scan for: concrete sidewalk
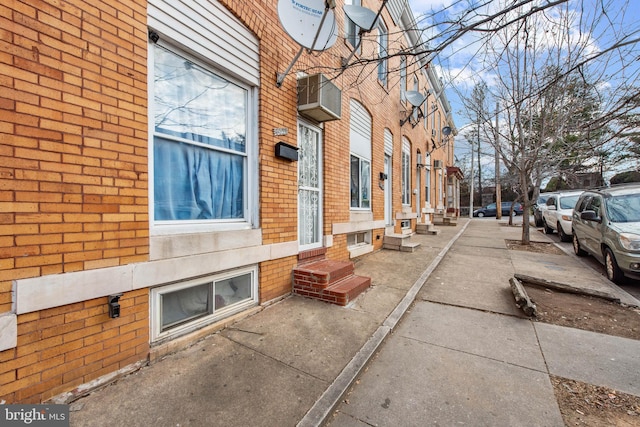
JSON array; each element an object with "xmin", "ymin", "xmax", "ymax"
[
  {"xmin": 69, "ymin": 222, "xmax": 464, "ymax": 427},
  {"xmin": 69, "ymin": 219, "xmax": 640, "ymax": 427},
  {"xmin": 328, "ymin": 219, "xmax": 640, "ymax": 426}
]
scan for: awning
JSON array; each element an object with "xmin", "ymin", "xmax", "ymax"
[{"xmin": 446, "ymin": 166, "xmax": 464, "ymax": 180}]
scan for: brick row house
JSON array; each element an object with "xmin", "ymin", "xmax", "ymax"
[{"xmin": 0, "ymin": 0, "xmax": 459, "ymax": 403}]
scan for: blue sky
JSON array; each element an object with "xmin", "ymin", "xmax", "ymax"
[{"xmin": 406, "ymin": 0, "xmax": 640, "ymax": 176}]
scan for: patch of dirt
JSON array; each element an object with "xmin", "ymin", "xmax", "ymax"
[
  {"xmin": 505, "ymin": 239, "xmax": 566, "ymax": 255},
  {"xmin": 526, "ymin": 286, "xmax": 640, "ymax": 340},
  {"xmin": 551, "ymin": 377, "xmax": 640, "ymax": 427},
  {"xmin": 506, "ymin": 239, "xmax": 640, "ymax": 426}
]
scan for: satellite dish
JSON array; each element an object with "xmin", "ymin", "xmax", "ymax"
[
  {"xmin": 343, "ymin": 4, "xmax": 378, "ymax": 32},
  {"xmin": 278, "ymin": 0, "xmax": 338, "ymax": 51},
  {"xmin": 405, "ymin": 91, "xmax": 426, "ymax": 107},
  {"xmin": 442, "ymin": 126, "xmax": 452, "ymax": 136}
]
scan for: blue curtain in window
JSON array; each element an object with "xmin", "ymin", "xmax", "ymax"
[{"xmin": 154, "ymin": 135, "xmax": 243, "ymax": 220}]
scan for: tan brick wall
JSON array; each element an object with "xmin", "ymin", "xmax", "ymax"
[
  {"xmin": 0, "ymin": 289, "xmax": 149, "ymax": 403},
  {"xmin": 0, "ymin": 0, "xmax": 149, "ymax": 310},
  {"xmin": 0, "ymin": 0, "xmax": 149, "ymax": 403},
  {"xmin": 259, "ymin": 256, "xmax": 298, "ymax": 303}
]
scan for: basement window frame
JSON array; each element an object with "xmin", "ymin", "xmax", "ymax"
[
  {"xmin": 150, "ymin": 265, "xmax": 258, "ymax": 343},
  {"xmin": 347, "ymin": 230, "xmax": 371, "ymax": 248}
]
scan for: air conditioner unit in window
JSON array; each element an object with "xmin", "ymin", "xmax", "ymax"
[
  {"xmin": 297, "ymin": 74, "xmax": 342, "ymax": 122},
  {"xmin": 433, "ymin": 160, "xmax": 443, "ymax": 169}
]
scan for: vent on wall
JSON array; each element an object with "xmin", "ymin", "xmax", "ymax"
[
  {"xmin": 433, "ymin": 160, "xmax": 443, "ymax": 169},
  {"xmin": 297, "ymin": 74, "xmax": 342, "ymax": 122}
]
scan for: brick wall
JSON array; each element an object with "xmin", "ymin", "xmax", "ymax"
[
  {"xmin": 0, "ymin": 0, "xmax": 149, "ymax": 403},
  {"xmin": 0, "ymin": 289, "xmax": 149, "ymax": 403},
  {"xmin": 259, "ymin": 256, "xmax": 298, "ymax": 303},
  {"xmin": 0, "ymin": 0, "xmax": 454, "ymax": 403}
]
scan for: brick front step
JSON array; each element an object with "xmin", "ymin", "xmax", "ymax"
[
  {"xmin": 294, "ymin": 275, "xmax": 371, "ymax": 306},
  {"xmin": 292, "ymin": 259, "xmax": 371, "ymax": 306},
  {"xmin": 292, "ymin": 260, "xmax": 354, "ymax": 289}
]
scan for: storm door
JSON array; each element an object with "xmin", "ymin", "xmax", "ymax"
[
  {"xmin": 298, "ymin": 122, "xmax": 323, "ymax": 250},
  {"xmin": 384, "ymin": 154, "xmax": 392, "ymax": 225}
]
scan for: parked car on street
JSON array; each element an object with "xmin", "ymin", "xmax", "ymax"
[
  {"xmin": 473, "ymin": 201, "xmax": 523, "ymax": 217},
  {"xmin": 572, "ymin": 184, "xmax": 640, "ymax": 284},
  {"xmin": 533, "ymin": 192, "xmax": 554, "ymax": 227},
  {"xmin": 542, "ymin": 190, "xmax": 583, "ymax": 241}
]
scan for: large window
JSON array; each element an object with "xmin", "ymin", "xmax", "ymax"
[
  {"xmin": 350, "ymin": 100, "xmax": 372, "ymax": 211},
  {"xmin": 402, "ymin": 140, "xmax": 411, "ymax": 205},
  {"xmin": 151, "ymin": 266, "xmax": 258, "ymax": 341},
  {"xmin": 377, "ymin": 20, "xmax": 388, "ymax": 87},
  {"xmin": 350, "ymin": 155, "xmax": 371, "ymax": 209},
  {"xmin": 152, "ymin": 44, "xmax": 253, "ymax": 226}
]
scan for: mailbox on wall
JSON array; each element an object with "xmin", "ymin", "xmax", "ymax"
[{"xmin": 275, "ymin": 142, "xmax": 299, "ymax": 161}]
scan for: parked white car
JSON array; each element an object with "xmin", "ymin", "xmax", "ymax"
[{"xmin": 542, "ymin": 190, "xmax": 583, "ymax": 241}]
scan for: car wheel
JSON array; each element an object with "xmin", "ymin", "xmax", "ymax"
[
  {"xmin": 572, "ymin": 233, "xmax": 587, "ymax": 257},
  {"xmin": 558, "ymin": 223, "xmax": 571, "ymax": 242},
  {"xmin": 477, "ymin": 212, "xmax": 484, "ymax": 218},
  {"xmin": 543, "ymin": 220, "xmax": 553, "ymax": 235},
  {"xmin": 604, "ymin": 248, "xmax": 624, "ymax": 284}
]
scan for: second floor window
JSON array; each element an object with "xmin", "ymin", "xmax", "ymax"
[{"xmin": 377, "ymin": 20, "xmax": 388, "ymax": 86}]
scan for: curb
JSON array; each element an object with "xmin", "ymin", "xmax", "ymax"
[{"xmin": 297, "ymin": 221, "xmax": 471, "ymax": 427}]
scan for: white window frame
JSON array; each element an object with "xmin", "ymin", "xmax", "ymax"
[
  {"xmin": 150, "ymin": 265, "xmax": 258, "ymax": 343},
  {"xmin": 402, "ymin": 139, "xmax": 411, "ymax": 206},
  {"xmin": 350, "ymin": 100, "xmax": 371, "ymax": 211},
  {"xmin": 437, "ymin": 169, "xmax": 444, "ymax": 209},
  {"xmin": 425, "ymin": 154, "xmax": 431, "ymax": 205},
  {"xmin": 377, "ymin": 19, "xmax": 388, "ymax": 87},
  {"xmin": 400, "ymin": 56, "xmax": 406, "ymax": 102},
  {"xmin": 350, "ymin": 154, "xmax": 371, "ymax": 210},
  {"xmin": 347, "ymin": 230, "xmax": 371, "ymax": 248},
  {"xmin": 431, "ymin": 102, "xmax": 436, "ymax": 132},
  {"xmin": 148, "ymin": 41, "xmax": 259, "ymax": 237}
]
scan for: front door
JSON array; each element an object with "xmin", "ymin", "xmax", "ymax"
[
  {"xmin": 298, "ymin": 122, "xmax": 323, "ymax": 250},
  {"xmin": 384, "ymin": 154, "xmax": 392, "ymax": 226},
  {"xmin": 416, "ymin": 163, "xmax": 421, "ymax": 223}
]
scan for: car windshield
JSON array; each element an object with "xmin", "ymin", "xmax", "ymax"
[
  {"xmin": 559, "ymin": 195, "xmax": 580, "ymax": 209},
  {"xmin": 606, "ymin": 193, "xmax": 640, "ymax": 223}
]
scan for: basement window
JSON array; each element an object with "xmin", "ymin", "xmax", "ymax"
[
  {"xmin": 151, "ymin": 266, "xmax": 258, "ymax": 342},
  {"xmin": 347, "ymin": 231, "xmax": 371, "ymax": 247}
]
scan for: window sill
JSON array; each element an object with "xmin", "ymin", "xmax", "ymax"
[
  {"xmin": 150, "ymin": 228, "xmax": 262, "ymax": 260},
  {"xmin": 150, "ymin": 221, "xmax": 252, "ymax": 236},
  {"xmin": 348, "ymin": 243, "xmax": 373, "ymax": 258}
]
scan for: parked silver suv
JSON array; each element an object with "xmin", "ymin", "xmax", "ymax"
[{"xmin": 572, "ymin": 184, "xmax": 640, "ymax": 284}]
